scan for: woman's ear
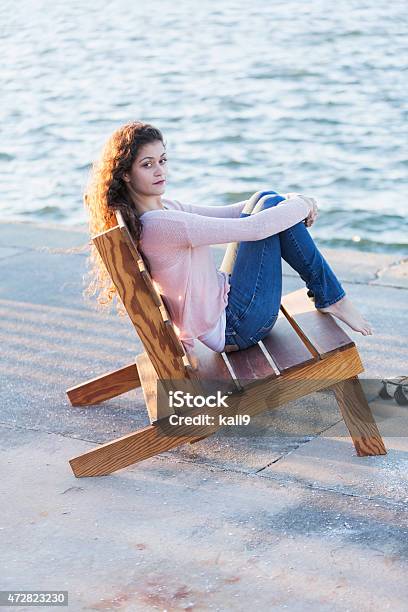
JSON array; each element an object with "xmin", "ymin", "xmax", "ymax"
[{"xmin": 123, "ymin": 173, "xmax": 130, "ymax": 183}]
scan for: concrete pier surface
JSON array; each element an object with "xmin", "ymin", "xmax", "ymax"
[{"xmin": 1, "ymin": 220, "xmax": 407, "ymax": 612}]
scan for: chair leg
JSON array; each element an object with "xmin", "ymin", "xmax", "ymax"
[
  {"xmin": 331, "ymin": 376, "xmax": 387, "ymax": 456},
  {"xmin": 66, "ymin": 363, "xmax": 141, "ymax": 406},
  {"xmin": 69, "ymin": 420, "xmax": 220, "ymax": 477}
]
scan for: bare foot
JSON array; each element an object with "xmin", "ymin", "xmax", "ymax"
[{"xmin": 317, "ymin": 296, "xmax": 373, "ymax": 336}]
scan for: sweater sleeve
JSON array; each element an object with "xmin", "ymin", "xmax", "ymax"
[
  {"xmin": 175, "ymin": 199, "xmax": 248, "ymax": 218},
  {"xmin": 141, "ymin": 195, "xmax": 311, "ymax": 249}
]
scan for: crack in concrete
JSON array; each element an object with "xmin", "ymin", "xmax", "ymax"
[
  {"xmin": 36, "ymin": 244, "xmax": 91, "ymax": 255},
  {"xmin": 370, "ymin": 256, "xmax": 408, "ymax": 284},
  {"xmin": 0, "ymin": 420, "xmax": 105, "ymax": 446},
  {"xmin": 155, "ymin": 452, "xmax": 408, "ymax": 511},
  {"xmin": 277, "ymin": 265, "xmax": 408, "ymax": 290},
  {"xmin": 0, "ymin": 243, "xmax": 90, "ymax": 256},
  {"xmin": 1, "ymin": 419, "xmax": 405, "ymax": 511},
  {"xmin": 255, "ymin": 417, "xmax": 345, "ymax": 472},
  {"xmin": 0, "ymin": 247, "xmax": 30, "ymax": 261},
  {"xmin": 256, "ymin": 470, "xmax": 408, "ymax": 511},
  {"xmin": 340, "ymin": 278, "xmax": 407, "ymax": 290}
]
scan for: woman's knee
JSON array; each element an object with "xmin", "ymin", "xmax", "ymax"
[
  {"xmin": 253, "ymin": 192, "xmax": 285, "ymax": 213},
  {"xmin": 241, "ymin": 190, "xmax": 284, "ymax": 217}
]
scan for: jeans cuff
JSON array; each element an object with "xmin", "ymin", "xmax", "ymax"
[{"xmin": 314, "ymin": 290, "xmax": 346, "ymax": 309}]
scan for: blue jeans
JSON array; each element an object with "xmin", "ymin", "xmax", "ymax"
[{"xmin": 224, "ymin": 190, "xmax": 346, "ymax": 351}]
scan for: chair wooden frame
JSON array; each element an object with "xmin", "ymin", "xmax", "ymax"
[{"xmin": 66, "ymin": 211, "xmax": 386, "ymax": 477}]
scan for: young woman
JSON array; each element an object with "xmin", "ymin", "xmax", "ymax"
[{"xmin": 84, "ymin": 121, "xmax": 372, "ymax": 355}]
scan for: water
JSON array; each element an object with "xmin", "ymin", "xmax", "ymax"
[{"xmin": 1, "ymin": 0, "xmax": 407, "ymax": 254}]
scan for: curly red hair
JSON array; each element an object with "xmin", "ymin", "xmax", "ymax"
[{"xmin": 83, "ymin": 121, "xmax": 165, "ymax": 314}]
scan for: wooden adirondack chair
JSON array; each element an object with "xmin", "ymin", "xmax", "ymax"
[{"xmin": 66, "ymin": 211, "xmax": 386, "ymax": 477}]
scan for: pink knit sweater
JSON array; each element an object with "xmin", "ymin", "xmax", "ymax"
[{"xmin": 138, "ymin": 195, "xmax": 311, "ymax": 353}]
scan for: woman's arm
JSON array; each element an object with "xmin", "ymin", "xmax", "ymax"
[
  {"xmin": 142, "ymin": 195, "xmax": 313, "ymax": 249},
  {"xmin": 175, "ymin": 199, "xmax": 248, "ymax": 218}
]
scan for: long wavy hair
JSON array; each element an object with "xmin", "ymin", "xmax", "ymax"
[{"xmin": 83, "ymin": 121, "xmax": 165, "ymax": 315}]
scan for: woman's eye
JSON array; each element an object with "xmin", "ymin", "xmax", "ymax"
[{"xmin": 143, "ymin": 158, "xmax": 167, "ymax": 168}]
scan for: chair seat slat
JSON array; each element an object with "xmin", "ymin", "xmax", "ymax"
[
  {"xmin": 224, "ymin": 343, "xmax": 277, "ymax": 388},
  {"xmin": 280, "ymin": 288, "xmax": 354, "ymax": 359},
  {"xmin": 261, "ymin": 312, "xmax": 317, "ymax": 373}
]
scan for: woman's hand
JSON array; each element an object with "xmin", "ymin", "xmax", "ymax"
[
  {"xmin": 284, "ymin": 192, "xmax": 318, "ymax": 227},
  {"xmin": 304, "ymin": 197, "xmax": 318, "ymax": 227}
]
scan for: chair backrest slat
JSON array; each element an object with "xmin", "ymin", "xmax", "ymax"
[{"xmin": 91, "ymin": 211, "xmax": 195, "ymax": 382}]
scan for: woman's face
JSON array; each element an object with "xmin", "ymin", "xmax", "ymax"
[{"xmin": 123, "ymin": 140, "xmax": 167, "ymax": 197}]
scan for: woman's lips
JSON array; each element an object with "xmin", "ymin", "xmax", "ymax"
[{"xmin": 154, "ymin": 180, "xmax": 165, "ymax": 185}]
